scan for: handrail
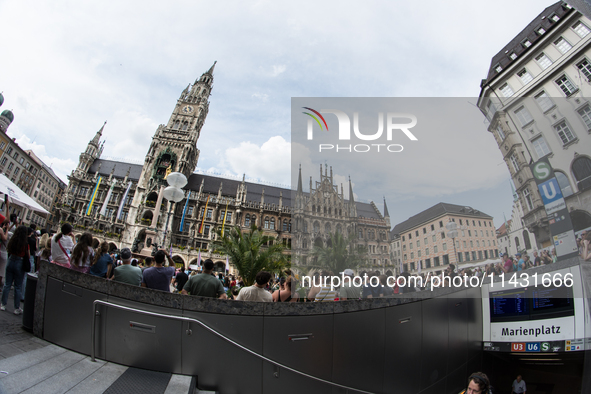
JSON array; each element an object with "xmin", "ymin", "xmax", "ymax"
[{"xmin": 91, "ymin": 299, "xmax": 375, "ymax": 394}]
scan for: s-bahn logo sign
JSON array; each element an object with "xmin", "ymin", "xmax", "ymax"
[{"xmin": 302, "ymin": 107, "xmax": 418, "ymax": 153}]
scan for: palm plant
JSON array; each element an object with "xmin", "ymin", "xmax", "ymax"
[
  {"xmin": 212, "ymin": 224, "xmax": 290, "ymax": 286},
  {"xmin": 310, "ymin": 231, "xmax": 366, "ymax": 274}
]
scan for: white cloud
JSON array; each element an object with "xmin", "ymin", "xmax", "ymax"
[
  {"xmin": 14, "ymin": 135, "xmax": 75, "ymax": 183},
  {"xmin": 218, "ymin": 136, "xmax": 290, "ymax": 185},
  {"xmin": 271, "ymin": 65, "xmax": 286, "ymax": 77},
  {"xmin": 251, "ymin": 93, "xmax": 269, "ymax": 102}
]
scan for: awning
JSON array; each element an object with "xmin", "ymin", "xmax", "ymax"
[{"xmin": 0, "ymin": 174, "xmax": 49, "ymax": 215}]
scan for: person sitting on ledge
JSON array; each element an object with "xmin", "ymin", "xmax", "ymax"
[
  {"xmin": 141, "ymin": 250, "xmax": 175, "ymax": 292},
  {"xmin": 112, "ymin": 248, "xmax": 142, "ymax": 286},
  {"xmin": 237, "ymin": 271, "xmax": 273, "ymax": 302},
  {"xmin": 181, "ymin": 259, "xmax": 227, "ymax": 299}
]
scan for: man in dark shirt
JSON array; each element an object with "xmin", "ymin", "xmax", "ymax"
[
  {"xmin": 173, "ymin": 269, "xmax": 189, "ymax": 293},
  {"xmin": 182, "ymin": 259, "xmax": 227, "ymax": 299},
  {"xmin": 141, "ymin": 250, "xmax": 176, "ymax": 292}
]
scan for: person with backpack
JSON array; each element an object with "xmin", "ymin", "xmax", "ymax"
[{"xmin": 51, "ymin": 223, "xmax": 75, "ymax": 268}]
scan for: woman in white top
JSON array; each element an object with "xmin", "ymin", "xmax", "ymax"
[
  {"xmin": 70, "ymin": 232, "xmax": 94, "ymax": 273},
  {"xmin": 51, "ymin": 223, "xmax": 75, "ymax": 268}
]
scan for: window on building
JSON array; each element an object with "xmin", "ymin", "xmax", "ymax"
[
  {"xmin": 486, "ymin": 100, "xmax": 497, "ymax": 121},
  {"xmin": 522, "ymin": 39, "xmax": 532, "ymax": 48},
  {"xmin": 14, "ymin": 168, "xmax": 19, "ymax": 176},
  {"xmin": 417, "ymin": 240, "xmax": 420, "ymax": 247},
  {"xmin": 554, "ymin": 37, "xmax": 572, "ymax": 54},
  {"xmin": 443, "ymin": 243, "xmax": 447, "ymax": 251},
  {"xmin": 439, "ymin": 221, "xmax": 443, "ymax": 228},
  {"xmin": 472, "ymin": 251, "xmax": 477, "ymax": 261},
  {"xmin": 457, "ymin": 253, "xmax": 463, "ymax": 263},
  {"xmin": 535, "ymin": 52, "xmax": 553, "ymax": 70},
  {"xmin": 0, "ymin": 158, "xmax": 6, "ymax": 166},
  {"xmin": 577, "ymin": 59, "xmax": 591, "ymax": 81},
  {"xmin": 465, "ymin": 252, "xmax": 470, "ymax": 262},
  {"xmin": 514, "ymin": 106, "xmax": 533, "ymax": 126},
  {"xmin": 494, "ymin": 64, "xmax": 502, "ymax": 73},
  {"xmin": 577, "ymin": 104, "xmax": 591, "ymax": 129},
  {"xmin": 572, "ymin": 21, "xmax": 591, "ymax": 38},
  {"xmin": 418, "ymin": 250, "xmax": 421, "ymax": 257},
  {"xmin": 7, "ymin": 162, "xmax": 13, "ymax": 170},
  {"xmin": 425, "ymin": 248, "xmax": 429, "ymax": 255},
  {"xmin": 432, "ymin": 235, "xmax": 436, "ymax": 242},
  {"xmin": 515, "ymin": 69, "xmax": 532, "ymax": 86},
  {"xmin": 424, "ymin": 237, "xmax": 428, "ymax": 245},
  {"xmin": 434, "ymin": 257, "xmax": 440, "ymax": 267},
  {"xmin": 523, "ymin": 187, "xmax": 534, "ymax": 210},
  {"xmin": 536, "ymin": 27, "xmax": 546, "ymax": 35},
  {"xmin": 425, "ymin": 258, "xmax": 431, "ymax": 268},
  {"xmin": 510, "ymin": 153, "xmax": 520, "ymax": 173},
  {"xmin": 496, "ymin": 125, "xmax": 506, "ymax": 141},
  {"xmin": 434, "ymin": 245, "xmax": 438, "ymax": 253},
  {"xmin": 206, "ymin": 208, "xmax": 212, "ymax": 219},
  {"xmin": 430, "ymin": 224, "xmax": 434, "ymax": 231},
  {"xmin": 478, "ymin": 251, "xmax": 483, "ymax": 260},
  {"xmin": 499, "ymin": 83, "xmax": 514, "ymax": 97},
  {"xmin": 555, "ymin": 75, "xmax": 577, "ymax": 96},
  {"xmin": 410, "ymin": 252, "xmax": 414, "ymax": 259},
  {"xmin": 554, "ymin": 120, "xmax": 576, "ymax": 145},
  {"xmin": 270, "ymin": 218, "xmax": 275, "ymax": 230},
  {"xmin": 204, "ymin": 225, "xmax": 210, "ymax": 237},
  {"xmin": 572, "ymin": 156, "xmax": 591, "ymax": 191},
  {"xmin": 535, "ymin": 91, "xmax": 554, "ymax": 112},
  {"xmin": 532, "ymin": 135, "xmax": 551, "ymax": 159}
]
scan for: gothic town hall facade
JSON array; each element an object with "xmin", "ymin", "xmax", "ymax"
[{"xmin": 54, "ymin": 63, "xmax": 391, "ymax": 273}]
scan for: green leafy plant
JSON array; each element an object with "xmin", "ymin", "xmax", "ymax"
[
  {"xmin": 310, "ymin": 231, "xmax": 367, "ymax": 274},
  {"xmin": 212, "ymin": 224, "xmax": 289, "ymax": 287}
]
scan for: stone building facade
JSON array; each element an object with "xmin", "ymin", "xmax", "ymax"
[
  {"xmin": 292, "ymin": 164, "xmax": 391, "ymax": 274},
  {"xmin": 54, "ymin": 63, "xmax": 391, "ymax": 270},
  {"xmin": 0, "ymin": 93, "xmax": 66, "ymax": 229},
  {"xmin": 477, "ymin": 2, "xmax": 591, "ymax": 249},
  {"xmin": 392, "ymin": 203, "xmax": 498, "ymax": 276}
]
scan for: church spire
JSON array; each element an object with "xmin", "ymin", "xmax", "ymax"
[
  {"xmin": 92, "ymin": 121, "xmax": 106, "ymax": 146},
  {"xmin": 383, "ymin": 197, "xmax": 390, "ymax": 218},
  {"xmin": 297, "ymin": 164, "xmax": 303, "ymax": 193}
]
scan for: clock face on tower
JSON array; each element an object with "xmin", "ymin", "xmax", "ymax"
[{"xmin": 182, "ymin": 105, "xmax": 194, "ymax": 114}]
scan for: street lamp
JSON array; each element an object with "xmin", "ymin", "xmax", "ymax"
[
  {"xmin": 446, "ymin": 221, "xmax": 459, "ymax": 272},
  {"xmin": 161, "ymin": 172, "xmax": 187, "ymax": 248}
]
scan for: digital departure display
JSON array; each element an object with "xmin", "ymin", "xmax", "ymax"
[{"xmin": 489, "ymin": 285, "xmax": 574, "ymax": 322}]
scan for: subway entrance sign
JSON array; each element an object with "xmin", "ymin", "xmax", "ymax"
[{"xmin": 529, "ymin": 158, "xmax": 578, "ymax": 260}]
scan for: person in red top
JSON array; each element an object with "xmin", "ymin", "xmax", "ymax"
[{"xmin": 1, "ymin": 225, "xmax": 30, "ymax": 314}]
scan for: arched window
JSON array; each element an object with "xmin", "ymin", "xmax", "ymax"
[
  {"xmin": 264, "ymin": 217, "xmax": 269, "ymax": 229},
  {"xmin": 325, "ymin": 222, "xmax": 331, "ymax": 233},
  {"xmin": 245, "ymin": 214, "xmax": 250, "ymax": 227},
  {"xmin": 523, "ymin": 230, "xmax": 532, "ymax": 250},
  {"xmin": 172, "ymin": 120, "xmax": 180, "ymax": 130},
  {"xmin": 283, "ymin": 219, "xmax": 288, "ymax": 232},
  {"xmin": 555, "ymin": 171, "xmax": 573, "ymax": 197},
  {"xmin": 288, "ymin": 221, "xmax": 291, "ymax": 232},
  {"xmin": 270, "ymin": 218, "xmax": 275, "ymax": 230},
  {"xmin": 251, "ymin": 215, "xmax": 256, "ymax": 227},
  {"xmin": 313, "ymin": 221, "xmax": 320, "ymax": 233},
  {"xmin": 572, "ymin": 156, "xmax": 591, "ymax": 191},
  {"xmin": 303, "ymin": 221, "xmax": 308, "ymax": 232},
  {"xmin": 181, "ymin": 122, "xmax": 188, "ymax": 131},
  {"xmin": 303, "ymin": 239, "xmax": 308, "ymax": 249},
  {"xmin": 515, "ymin": 237, "xmax": 520, "ymax": 249}
]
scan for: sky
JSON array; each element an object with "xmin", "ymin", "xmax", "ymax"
[{"xmin": 0, "ymin": 0, "xmax": 555, "ymax": 228}]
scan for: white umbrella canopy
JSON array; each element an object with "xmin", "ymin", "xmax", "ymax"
[{"xmin": 0, "ymin": 174, "xmax": 49, "ymax": 215}]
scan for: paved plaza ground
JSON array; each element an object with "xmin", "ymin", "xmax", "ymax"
[{"xmin": 0, "ymin": 288, "xmax": 211, "ymax": 394}]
